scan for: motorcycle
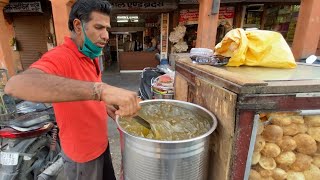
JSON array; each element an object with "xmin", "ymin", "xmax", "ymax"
[
  {"xmin": 138, "ymin": 67, "xmax": 164, "ymax": 100},
  {"xmin": 138, "ymin": 53, "xmax": 176, "ymax": 100},
  {"xmin": 0, "ymin": 97, "xmax": 63, "ymax": 180},
  {"xmin": 138, "ymin": 66, "xmax": 175, "ymax": 100}
]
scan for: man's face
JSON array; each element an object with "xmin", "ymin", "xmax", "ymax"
[{"xmin": 79, "ymin": 11, "xmax": 111, "ymax": 48}]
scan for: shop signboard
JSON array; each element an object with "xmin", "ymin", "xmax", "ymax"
[
  {"xmin": 179, "ymin": 9, "xmax": 199, "ymax": 25},
  {"xmin": 160, "ymin": 13, "xmax": 169, "ymax": 60},
  {"xmin": 4, "ymin": 2, "xmax": 42, "ymax": 13},
  {"xmin": 111, "ymin": 2, "xmax": 177, "ymax": 11},
  {"xmin": 219, "ymin": 6, "xmax": 235, "ymax": 26},
  {"xmin": 179, "ymin": 7, "xmax": 235, "ymax": 25}
]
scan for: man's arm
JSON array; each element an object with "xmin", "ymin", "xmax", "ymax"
[
  {"xmin": 5, "ymin": 68, "xmax": 95, "ymax": 102},
  {"xmin": 5, "ymin": 68, "xmax": 141, "ymax": 116}
]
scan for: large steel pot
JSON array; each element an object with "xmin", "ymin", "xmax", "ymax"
[{"xmin": 116, "ymin": 99, "xmax": 218, "ymax": 180}]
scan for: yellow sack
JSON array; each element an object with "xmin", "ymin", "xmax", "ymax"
[{"xmin": 215, "ymin": 28, "xmax": 297, "ymax": 68}]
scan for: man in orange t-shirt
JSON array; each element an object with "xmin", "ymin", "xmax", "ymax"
[{"xmin": 4, "ymin": 0, "xmax": 141, "ymax": 179}]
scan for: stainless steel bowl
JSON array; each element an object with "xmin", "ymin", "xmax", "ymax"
[{"xmin": 116, "ymin": 99, "xmax": 218, "ymax": 180}]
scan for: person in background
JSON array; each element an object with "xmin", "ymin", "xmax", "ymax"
[
  {"xmin": 151, "ymin": 35, "xmax": 158, "ymax": 49},
  {"xmin": 4, "ymin": 0, "xmax": 141, "ymax": 179},
  {"xmin": 103, "ymin": 42, "xmax": 112, "ymax": 67},
  {"xmin": 143, "ymin": 41, "xmax": 150, "ymax": 51},
  {"xmin": 124, "ymin": 38, "xmax": 132, "ymax": 52},
  {"xmin": 145, "ymin": 41, "xmax": 155, "ymax": 52}
]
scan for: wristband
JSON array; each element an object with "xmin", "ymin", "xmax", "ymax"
[{"xmin": 93, "ymin": 82, "xmax": 104, "ymax": 101}]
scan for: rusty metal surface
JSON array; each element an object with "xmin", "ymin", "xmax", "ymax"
[
  {"xmin": 243, "ymin": 115, "xmax": 260, "ymax": 180},
  {"xmin": 175, "ymin": 57, "xmax": 267, "ymax": 86},
  {"xmin": 231, "ymin": 110, "xmax": 255, "ymax": 180},
  {"xmin": 176, "ymin": 63, "xmax": 320, "ymax": 95},
  {"xmin": 175, "ymin": 59, "xmax": 320, "ymax": 180},
  {"xmin": 222, "ymin": 63, "xmax": 320, "ymax": 81},
  {"xmin": 175, "ymin": 55, "xmax": 320, "ymax": 180},
  {"xmin": 221, "ymin": 63, "xmax": 320, "ymax": 81},
  {"xmin": 238, "ymin": 94, "xmax": 320, "ymax": 110},
  {"xmin": 176, "ymin": 57, "xmax": 320, "ymax": 94},
  {"xmin": 175, "ymin": 63, "xmax": 244, "ymax": 94}
]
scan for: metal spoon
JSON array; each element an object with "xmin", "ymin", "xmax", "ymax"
[
  {"xmin": 131, "ymin": 115, "xmax": 151, "ymax": 130},
  {"xmin": 113, "ymin": 105, "xmax": 151, "ymax": 129}
]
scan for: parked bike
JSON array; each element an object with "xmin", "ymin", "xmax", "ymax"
[
  {"xmin": 0, "ymin": 98, "xmax": 63, "ymax": 180},
  {"xmin": 138, "ymin": 64, "xmax": 175, "ymax": 100},
  {"xmin": 138, "ymin": 67, "xmax": 165, "ymax": 100}
]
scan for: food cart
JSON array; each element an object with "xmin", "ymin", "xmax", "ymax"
[{"xmin": 174, "ymin": 54, "xmax": 320, "ymax": 180}]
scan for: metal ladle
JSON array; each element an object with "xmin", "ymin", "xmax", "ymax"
[{"xmin": 113, "ymin": 105, "xmax": 151, "ymax": 130}]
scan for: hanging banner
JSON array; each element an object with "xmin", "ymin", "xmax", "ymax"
[
  {"xmin": 4, "ymin": 2, "xmax": 42, "ymax": 13},
  {"xmin": 218, "ymin": 7, "xmax": 235, "ymax": 26},
  {"xmin": 179, "ymin": 7, "xmax": 235, "ymax": 25},
  {"xmin": 219, "ymin": 7, "xmax": 235, "ymax": 19},
  {"xmin": 111, "ymin": 2, "xmax": 177, "ymax": 11},
  {"xmin": 179, "ymin": 9, "xmax": 199, "ymax": 25},
  {"xmin": 160, "ymin": 13, "xmax": 169, "ymax": 60}
]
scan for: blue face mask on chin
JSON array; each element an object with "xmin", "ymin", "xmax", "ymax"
[{"xmin": 79, "ymin": 23, "xmax": 102, "ymax": 59}]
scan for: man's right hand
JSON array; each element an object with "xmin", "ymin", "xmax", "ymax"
[{"xmin": 100, "ymin": 84, "xmax": 141, "ymax": 117}]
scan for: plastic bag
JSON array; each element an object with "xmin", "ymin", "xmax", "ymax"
[{"xmin": 215, "ymin": 28, "xmax": 297, "ymax": 68}]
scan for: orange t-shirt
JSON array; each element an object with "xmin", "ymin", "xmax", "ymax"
[{"xmin": 30, "ymin": 37, "xmax": 107, "ymax": 163}]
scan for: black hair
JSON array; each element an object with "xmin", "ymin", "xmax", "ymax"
[{"xmin": 68, "ymin": 0, "xmax": 112, "ymax": 31}]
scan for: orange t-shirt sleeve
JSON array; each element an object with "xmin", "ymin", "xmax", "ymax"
[{"xmin": 30, "ymin": 49, "xmax": 70, "ymax": 77}]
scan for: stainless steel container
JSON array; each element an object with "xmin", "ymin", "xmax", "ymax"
[{"xmin": 116, "ymin": 99, "xmax": 218, "ymax": 180}]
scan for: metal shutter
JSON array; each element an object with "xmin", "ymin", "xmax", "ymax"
[{"xmin": 13, "ymin": 15, "xmax": 48, "ymax": 70}]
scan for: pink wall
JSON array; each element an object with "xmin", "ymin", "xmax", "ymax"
[
  {"xmin": 292, "ymin": 0, "xmax": 320, "ymax": 59},
  {"xmin": 51, "ymin": 0, "xmax": 75, "ymax": 45},
  {"xmin": 0, "ymin": 0, "xmax": 18, "ymax": 76}
]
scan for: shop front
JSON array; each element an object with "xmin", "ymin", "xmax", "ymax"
[
  {"xmin": 177, "ymin": 3, "xmax": 236, "ymax": 51},
  {"xmin": 238, "ymin": 2, "xmax": 300, "ymax": 45},
  {"xmin": 3, "ymin": 0, "xmax": 56, "ymax": 71},
  {"xmin": 177, "ymin": 0, "xmax": 301, "ymax": 48},
  {"xmin": 106, "ymin": 1, "xmax": 177, "ymax": 72},
  {"xmin": 172, "ymin": 0, "xmax": 320, "ymax": 179}
]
